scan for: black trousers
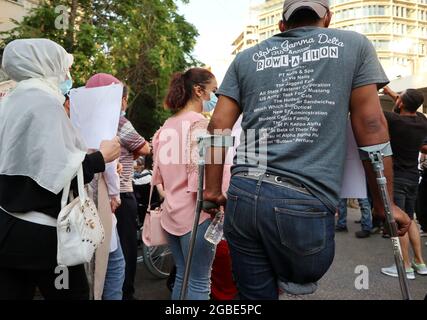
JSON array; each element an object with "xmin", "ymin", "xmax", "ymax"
[
  {"xmin": 417, "ymin": 171, "xmax": 427, "ymax": 232},
  {"xmin": 0, "ymin": 265, "xmax": 89, "ymax": 300},
  {"xmin": 116, "ymin": 192, "xmax": 138, "ymax": 299},
  {"xmin": 0, "ymin": 210, "xmax": 89, "ymax": 300}
]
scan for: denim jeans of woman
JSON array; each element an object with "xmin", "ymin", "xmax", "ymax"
[
  {"xmin": 167, "ymin": 220, "xmax": 216, "ymax": 300},
  {"xmin": 103, "ymin": 238, "xmax": 126, "ymax": 300}
]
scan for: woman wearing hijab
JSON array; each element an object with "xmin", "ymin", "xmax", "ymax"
[{"xmin": 0, "ymin": 39, "xmax": 121, "ymax": 300}]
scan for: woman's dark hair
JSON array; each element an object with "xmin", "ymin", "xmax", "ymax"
[{"xmin": 164, "ymin": 68, "xmax": 214, "ymax": 112}]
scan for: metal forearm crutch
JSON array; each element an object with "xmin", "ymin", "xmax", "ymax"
[
  {"xmin": 180, "ymin": 135, "xmax": 235, "ymax": 301},
  {"xmin": 359, "ymin": 143, "xmax": 412, "ymax": 301}
]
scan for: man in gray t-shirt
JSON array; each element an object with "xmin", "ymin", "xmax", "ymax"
[
  {"xmin": 204, "ymin": 0, "xmax": 411, "ymax": 300},
  {"xmin": 218, "ymin": 25, "xmax": 389, "ymax": 212}
]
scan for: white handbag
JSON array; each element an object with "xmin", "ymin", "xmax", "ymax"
[{"xmin": 57, "ymin": 166, "xmax": 105, "ymax": 267}]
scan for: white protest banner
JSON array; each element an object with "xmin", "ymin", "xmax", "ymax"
[
  {"xmin": 340, "ymin": 121, "xmax": 367, "ymax": 199},
  {"xmin": 70, "ymin": 84, "xmax": 123, "ymax": 149}
]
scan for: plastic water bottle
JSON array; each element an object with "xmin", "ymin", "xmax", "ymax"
[{"xmin": 204, "ymin": 211, "xmax": 224, "ymax": 245}]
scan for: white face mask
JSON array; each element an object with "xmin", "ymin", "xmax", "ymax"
[{"xmin": 202, "ymin": 92, "xmax": 218, "ymax": 113}]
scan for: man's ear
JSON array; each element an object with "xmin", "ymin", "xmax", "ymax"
[
  {"xmin": 279, "ymin": 20, "xmax": 287, "ymax": 32},
  {"xmin": 323, "ymin": 11, "xmax": 333, "ymax": 28}
]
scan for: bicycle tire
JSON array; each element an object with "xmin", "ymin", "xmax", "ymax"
[{"xmin": 143, "ymin": 243, "xmax": 174, "ymax": 279}]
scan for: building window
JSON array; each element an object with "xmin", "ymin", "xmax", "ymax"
[
  {"xmin": 347, "ymin": 22, "xmax": 391, "ymax": 34},
  {"xmin": 372, "ymin": 40, "xmax": 390, "ymax": 51},
  {"xmin": 394, "ymin": 6, "xmax": 407, "ymax": 18},
  {"xmin": 334, "ymin": 6, "xmax": 388, "ymax": 21},
  {"xmin": 393, "ymin": 23, "xmax": 407, "ymax": 35}
]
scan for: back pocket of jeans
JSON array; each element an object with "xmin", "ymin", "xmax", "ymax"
[
  {"xmin": 275, "ymin": 207, "xmax": 327, "ymax": 256},
  {"xmin": 224, "ymin": 194, "xmax": 239, "ymax": 234}
]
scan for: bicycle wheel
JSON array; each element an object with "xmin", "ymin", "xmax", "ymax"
[{"xmin": 143, "ymin": 244, "xmax": 174, "ymax": 279}]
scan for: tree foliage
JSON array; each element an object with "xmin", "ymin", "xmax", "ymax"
[{"xmin": 0, "ymin": 0, "xmax": 199, "ymax": 139}]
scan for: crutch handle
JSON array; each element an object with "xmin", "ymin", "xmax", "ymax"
[{"xmin": 202, "ymin": 201, "xmax": 219, "ymax": 211}]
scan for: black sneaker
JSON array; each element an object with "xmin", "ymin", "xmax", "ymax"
[
  {"xmin": 356, "ymin": 230, "xmax": 371, "ymax": 239},
  {"xmin": 335, "ymin": 226, "xmax": 348, "ymax": 232}
]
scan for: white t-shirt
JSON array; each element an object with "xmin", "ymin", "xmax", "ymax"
[{"xmin": 110, "ymin": 215, "xmax": 119, "ymax": 253}]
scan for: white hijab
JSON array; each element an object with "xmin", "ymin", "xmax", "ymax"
[{"xmin": 0, "ymin": 39, "xmax": 87, "ymax": 194}]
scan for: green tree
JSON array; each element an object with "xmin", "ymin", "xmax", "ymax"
[{"xmin": 0, "ymin": 0, "xmax": 199, "ymax": 138}]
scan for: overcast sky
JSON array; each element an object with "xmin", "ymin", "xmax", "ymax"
[{"xmin": 178, "ymin": 0, "xmax": 264, "ymax": 83}]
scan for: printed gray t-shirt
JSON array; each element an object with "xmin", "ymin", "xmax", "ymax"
[{"xmin": 217, "ymin": 27, "xmax": 389, "ymax": 211}]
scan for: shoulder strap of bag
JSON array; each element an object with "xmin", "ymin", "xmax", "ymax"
[
  {"xmin": 61, "ymin": 181, "xmax": 71, "ymax": 209},
  {"xmin": 60, "ymin": 165, "xmax": 86, "ymax": 209},
  {"xmin": 147, "ymin": 184, "xmax": 155, "ymax": 213},
  {"xmin": 77, "ymin": 165, "xmax": 86, "ymax": 204}
]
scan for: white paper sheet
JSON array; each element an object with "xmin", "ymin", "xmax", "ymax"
[
  {"xmin": 70, "ymin": 84, "xmax": 123, "ymax": 149},
  {"xmin": 340, "ymin": 121, "xmax": 367, "ymax": 199}
]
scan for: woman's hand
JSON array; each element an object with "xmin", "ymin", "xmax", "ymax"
[
  {"xmin": 110, "ymin": 195, "xmax": 122, "ymax": 213},
  {"xmin": 117, "ymin": 162, "xmax": 123, "ymax": 175},
  {"xmin": 100, "ymin": 137, "xmax": 121, "ymax": 163}
]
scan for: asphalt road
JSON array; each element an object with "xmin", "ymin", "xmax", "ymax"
[{"xmin": 135, "ymin": 208, "xmax": 427, "ymax": 301}]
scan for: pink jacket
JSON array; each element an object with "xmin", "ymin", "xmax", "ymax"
[{"xmin": 152, "ymin": 112, "xmax": 211, "ymax": 236}]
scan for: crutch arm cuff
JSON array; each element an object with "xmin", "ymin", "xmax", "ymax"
[{"xmin": 358, "ymin": 142, "xmax": 393, "ymax": 161}]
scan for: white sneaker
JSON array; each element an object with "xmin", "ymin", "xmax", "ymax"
[
  {"xmin": 412, "ymin": 262, "xmax": 427, "ymax": 275},
  {"xmin": 381, "ymin": 265, "xmax": 416, "ymax": 280}
]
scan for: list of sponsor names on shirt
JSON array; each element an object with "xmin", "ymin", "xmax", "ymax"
[{"xmin": 253, "ymin": 34, "xmax": 341, "ymax": 145}]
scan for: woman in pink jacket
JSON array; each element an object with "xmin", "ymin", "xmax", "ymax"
[{"xmin": 152, "ymin": 68, "xmax": 218, "ymax": 300}]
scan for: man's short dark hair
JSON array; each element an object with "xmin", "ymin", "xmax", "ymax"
[
  {"xmin": 401, "ymin": 89, "xmax": 425, "ymax": 113},
  {"xmin": 283, "ymin": 9, "xmax": 322, "ymax": 28}
]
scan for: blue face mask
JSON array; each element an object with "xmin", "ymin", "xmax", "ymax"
[
  {"xmin": 203, "ymin": 92, "xmax": 218, "ymax": 113},
  {"xmin": 59, "ymin": 78, "xmax": 73, "ymax": 96}
]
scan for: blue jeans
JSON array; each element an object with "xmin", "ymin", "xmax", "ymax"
[
  {"xmin": 103, "ymin": 238, "xmax": 126, "ymax": 300},
  {"xmin": 337, "ymin": 198, "xmax": 373, "ymax": 232},
  {"xmin": 224, "ymin": 174, "xmax": 335, "ymax": 300},
  {"xmin": 167, "ymin": 220, "xmax": 216, "ymax": 300}
]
